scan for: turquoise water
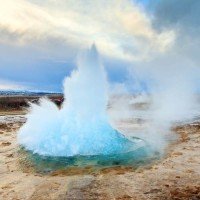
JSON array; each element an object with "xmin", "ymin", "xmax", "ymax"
[{"xmin": 19, "ymin": 136, "xmax": 154, "ymax": 174}]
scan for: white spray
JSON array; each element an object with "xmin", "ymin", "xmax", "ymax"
[{"xmin": 18, "ymin": 45, "xmax": 135, "ymax": 157}]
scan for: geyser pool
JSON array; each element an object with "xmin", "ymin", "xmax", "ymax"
[
  {"xmin": 18, "ymin": 45, "xmax": 148, "ymax": 167},
  {"xmin": 19, "ymin": 136, "xmax": 152, "ymax": 174}
]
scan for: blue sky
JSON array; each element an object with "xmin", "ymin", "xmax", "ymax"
[{"xmin": 0, "ymin": 0, "xmax": 199, "ymax": 92}]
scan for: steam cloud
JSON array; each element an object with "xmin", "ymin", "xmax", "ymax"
[
  {"xmin": 18, "ymin": 45, "xmax": 139, "ymax": 157},
  {"xmin": 17, "ymin": 1, "xmax": 200, "ymax": 156},
  {"xmin": 109, "ymin": 0, "xmax": 200, "ymax": 153}
]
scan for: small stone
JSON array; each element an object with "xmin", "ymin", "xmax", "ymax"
[
  {"xmin": 6, "ymin": 154, "xmax": 14, "ymax": 158},
  {"xmin": 1, "ymin": 142, "xmax": 11, "ymax": 146}
]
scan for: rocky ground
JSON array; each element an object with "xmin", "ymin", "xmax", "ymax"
[{"xmin": 0, "ymin": 113, "xmax": 199, "ymax": 200}]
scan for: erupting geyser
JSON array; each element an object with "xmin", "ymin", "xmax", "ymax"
[{"xmin": 18, "ymin": 45, "xmax": 140, "ymax": 157}]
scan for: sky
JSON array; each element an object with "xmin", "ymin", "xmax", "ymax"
[{"xmin": 0, "ymin": 0, "xmax": 199, "ymax": 92}]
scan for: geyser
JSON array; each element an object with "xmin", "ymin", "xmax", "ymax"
[{"xmin": 18, "ymin": 45, "xmax": 142, "ymax": 157}]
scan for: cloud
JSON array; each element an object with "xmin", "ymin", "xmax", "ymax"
[
  {"xmin": 0, "ymin": 0, "xmax": 175, "ymax": 61},
  {"xmin": 0, "ymin": 79, "xmax": 27, "ymax": 90},
  {"xmin": 153, "ymin": 0, "xmax": 200, "ymax": 29},
  {"xmin": 152, "ymin": 0, "xmax": 200, "ymax": 66},
  {"xmin": 1, "ymin": 0, "xmax": 199, "ymax": 93}
]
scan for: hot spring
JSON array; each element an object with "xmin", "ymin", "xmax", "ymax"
[{"xmin": 17, "ymin": 45, "xmax": 151, "ymax": 173}]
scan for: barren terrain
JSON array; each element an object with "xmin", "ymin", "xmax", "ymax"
[{"xmin": 0, "ymin": 109, "xmax": 199, "ymax": 200}]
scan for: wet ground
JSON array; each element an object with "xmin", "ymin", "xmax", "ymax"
[{"xmin": 0, "ymin": 112, "xmax": 199, "ymax": 199}]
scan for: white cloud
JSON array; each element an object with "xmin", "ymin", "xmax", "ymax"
[
  {"xmin": 0, "ymin": 79, "xmax": 27, "ymax": 90},
  {"xmin": 0, "ymin": 0, "xmax": 175, "ymax": 61}
]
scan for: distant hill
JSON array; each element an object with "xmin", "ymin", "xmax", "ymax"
[
  {"xmin": 0, "ymin": 90, "xmax": 64, "ymax": 110},
  {"xmin": 0, "ymin": 90, "xmax": 62, "ymax": 96}
]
